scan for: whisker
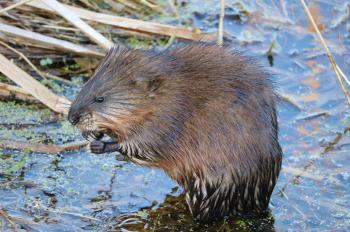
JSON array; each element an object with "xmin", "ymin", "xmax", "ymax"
[
  {"xmin": 111, "ymin": 98, "xmax": 142, "ymax": 103},
  {"xmin": 107, "ymin": 99, "xmax": 137, "ymax": 104},
  {"xmin": 98, "ymin": 111, "xmax": 129, "ymax": 118},
  {"xmin": 107, "ymin": 106, "xmax": 132, "ymax": 111},
  {"xmin": 96, "ymin": 112, "xmax": 118, "ymax": 119},
  {"xmin": 95, "ymin": 114, "xmax": 109, "ymax": 122},
  {"xmin": 106, "ymin": 110, "xmax": 132, "ymax": 116},
  {"xmin": 108, "ymin": 102, "xmax": 138, "ymax": 107},
  {"xmin": 109, "ymin": 94, "xmax": 144, "ymax": 99}
]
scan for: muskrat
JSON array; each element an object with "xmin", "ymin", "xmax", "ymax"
[{"xmin": 68, "ymin": 43, "xmax": 282, "ymax": 221}]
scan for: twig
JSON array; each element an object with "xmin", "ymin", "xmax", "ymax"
[
  {"xmin": 25, "ymin": 0, "xmax": 215, "ymax": 41},
  {"xmin": 45, "ymin": 72, "xmax": 76, "ymax": 86},
  {"xmin": 217, "ymin": 0, "xmax": 225, "ymax": 46},
  {"xmin": 282, "ymin": 166, "xmax": 337, "ymax": 182},
  {"xmin": 0, "ymin": 139, "xmax": 88, "ymax": 153},
  {"xmin": 0, "ymin": 40, "xmax": 47, "ymax": 80},
  {"xmin": 0, "ymin": 0, "xmax": 33, "ymax": 15},
  {"xmin": 42, "ymin": 0, "xmax": 114, "ymax": 50},
  {"xmin": 60, "ymin": 141, "xmax": 89, "ymax": 152},
  {"xmin": 139, "ymin": 0, "xmax": 160, "ymax": 10},
  {"xmin": 0, "ymin": 41, "xmax": 77, "ymax": 85},
  {"xmin": 296, "ymin": 111, "xmax": 330, "ymax": 121},
  {"xmin": 0, "ymin": 83, "xmax": 40, "ymax": 103},
  {"xmin": 279, "ymin": 94, "xmax": 302, "ymax": 110},
  {"xmin": 266, "ymin": 40, "xmax": 276, "ymax": 66},
  {"xmin": 41, "ymin": 25, "xmax": 80, "ymax": 32},
  {"xmin": 0, "ymin": 22, "xmax": 104, "ymax": 57},
  {"xmin": 300, "ymin": 0, "xmax": 350, "ymax": 104},
  {"xmin": 280, "ymin": 126, "xmax": 348, "ymax": 193},
  {"xmin": 336, "ymin": 65, "xmax": 350, "ymax": 86},
  {"xmin": 0, "ymin": 209, "xmax": 17, "ymax": 231},
  {"xmin": 0, "ymin": 53, "xmax": 71, "ymax": 114},
  {"xmin": 0, "ymin": 208, "xmax": 37, "ymax": 231},
  {"xmin": 165, "ymin": 35, "xmax": 176, "ymax": 48},
  {"xmin": 323, "ymin": 132, "xmax": 342, "ymax": 153}
]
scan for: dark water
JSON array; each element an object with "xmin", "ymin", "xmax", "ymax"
[{"xmin": 0, "ymin": 0, "xmax": 350, "ymax": 231}]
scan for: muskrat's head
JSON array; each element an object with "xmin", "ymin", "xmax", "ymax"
[{"xmin": 68, "ymin": 46, "xmax": 167, "ymax": 141}]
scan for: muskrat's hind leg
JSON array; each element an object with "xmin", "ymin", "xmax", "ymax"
[{"xmin": 90, "ymin": 140, "xmax": 120, "ymax": 154}]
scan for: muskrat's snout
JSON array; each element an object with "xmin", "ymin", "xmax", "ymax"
[
  {"xmin": 68, "ymin": 106, "xmax": 105, "ymax": 141},
  {"xmin": 68, "ymin": 109, "xmax": 80, "ymax": 125}
]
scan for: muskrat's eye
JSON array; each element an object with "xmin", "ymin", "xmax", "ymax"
[{"xmin": 95, "ymin": 97, "xmax": 104, "ymax": 103}]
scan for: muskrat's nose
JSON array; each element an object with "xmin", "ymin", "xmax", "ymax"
[{"xmin": 68, "ymin": 110, "xmax": 80, "ymax": 125}]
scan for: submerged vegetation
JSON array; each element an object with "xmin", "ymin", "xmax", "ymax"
[{"xmin": 0, "ymin": 0, "xmax": 349, "ymax": 231}]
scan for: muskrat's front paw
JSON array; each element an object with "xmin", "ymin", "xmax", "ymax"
[{"xmin": 90, "ymin": 140, "xmax": 106, "ymax": 154}]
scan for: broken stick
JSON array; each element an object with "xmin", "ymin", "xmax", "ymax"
[
  {"xmin": 26, "ymin": 0, "xmax": 215, "ymax": 41},
  {"xmin": 41, "ymin": 0, "xmax": 114, "ymax": 50},
  {"xmin": 0, "ymin": 83, "xmax": 39, "ymax": 103},
  {"xmin": 0, "ymin": 139, "xmax": 88, "ymax": 153},
  {"xmin": 0, "ymin": 53, "xmax": 71, "ymax": 114},
  {"xmin": 0, "ymin": 22, "xmax": 104, "ymax": 57}
]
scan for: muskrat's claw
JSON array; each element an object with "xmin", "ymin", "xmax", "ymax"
[
  {"xmin": 93, "ymin": 131, "xmax": 104, "ymax": 140},
  {"xmin": 90, "ymin": 140, "xmax": 120, "ymax": 154},
  {"xmin": 82, "ymin": 130, "xmax": 104, "ymax": 142},
  {"xmin": 90, "ymin": 140, "xmax": 106, "ymax": 154}
]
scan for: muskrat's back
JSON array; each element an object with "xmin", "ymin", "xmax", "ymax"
[{"xmin": 68, "ymin": 43, "xmax": 282, "ymax": 221}]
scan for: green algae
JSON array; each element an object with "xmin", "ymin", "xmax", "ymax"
[
  {"xmin": 0, "ymin": 101, "xmax": 53, "ymax": 124},
  {"xmin": 0, "ymin": 127, "xmax": 44, "ymax": 141},
  {"xmin": 3, "ymin": 147, "xmax": 30, "ymax": 174}
]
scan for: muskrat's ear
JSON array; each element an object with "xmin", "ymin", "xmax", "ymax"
[
  {"xmin": 135, "ymin": 76, "xmax": 164, "ymax": 92},
  {"xmin": 148, "ymin": 78, "xmax": 164, "ymax": 92}
]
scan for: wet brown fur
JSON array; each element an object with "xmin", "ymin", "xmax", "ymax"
[{"xmin": 68, "ymin": 43, "xmax": 282, "ymax": 221}]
